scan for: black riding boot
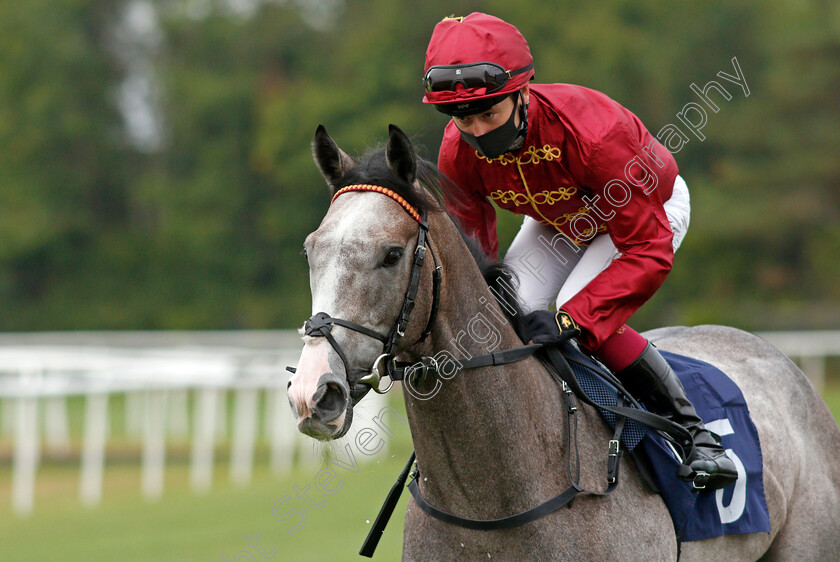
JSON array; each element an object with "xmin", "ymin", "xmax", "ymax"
[{"xmin": 616, "ymin": 343, "xmax": 738, "ymax": 491}]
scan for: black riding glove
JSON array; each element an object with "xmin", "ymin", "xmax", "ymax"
[{"xmin": 524, "ymin": 310, "xmax": 581, "ymax": 345}]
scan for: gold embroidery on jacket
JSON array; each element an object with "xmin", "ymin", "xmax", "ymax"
[
  {"xmin": 478, "ymin": 142, "xmax": 605, "ymax": 244},
  {"xmin": 490, "ymin": 186, "xmax": 578, "ymax": 207},
  {"xmin": 513, "ymin": 160, "xmax": 606, "ymax": 245},
  {"xmin": 517, "ymin": 144, "xmax": 562, "ymax": 165},
  {"xmin": 476, "ymin": 144, "xmax": 562, "ymax": 165},
  {"xmin": 536, "ymin": 210, "xmax": 607, "ymax": 243},
  {"xmin": 490, "ymin": 190, "xmax": 531, "ymax": 206}
]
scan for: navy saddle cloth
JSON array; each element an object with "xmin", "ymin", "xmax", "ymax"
[{"xmin": 563, "ymin": 344, "xmax": 771, "ymax": 542}]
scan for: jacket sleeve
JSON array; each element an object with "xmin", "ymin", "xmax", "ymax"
[
  {"xmin": 561, "ymin": 123, "xmax": 677, "ymax": 350},
  {"xmin": 437, "ymin": 136, "xmax": 500, "ymax": 260}
]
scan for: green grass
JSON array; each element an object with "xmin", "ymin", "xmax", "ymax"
[
  {"xmin": 0, "ymin": 395, "xmax": 414, "ymax": 561},
  {"xmin": 1, "ymin": 384, "xmax": 838, "ymax": 561},
  {"xmin": 2, "ymin": 455, "xmax": 417, "ymax": 561},
  {"xmin": 0, "ymin": 457, "xmax": 413, "ymax": 561}
]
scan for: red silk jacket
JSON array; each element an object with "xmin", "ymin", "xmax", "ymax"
[{"xmin": 438, "ymin": 84, "xmax": 680, "ymax": 349}]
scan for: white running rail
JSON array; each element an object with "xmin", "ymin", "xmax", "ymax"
[
  {"xmin": 1, "ymin": 329, "xmax": 836, "ymax": 516},
  {"xmin": 0, "ymin": 331, "xmax": 389, "ymax": 516}
]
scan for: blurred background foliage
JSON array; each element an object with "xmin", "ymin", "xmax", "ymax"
[{"xmin": 0, "ymin": 0, "xmax": 837, "ymax": 332}]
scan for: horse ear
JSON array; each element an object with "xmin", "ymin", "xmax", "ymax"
[
  {"xmin": 386, "ymin": 124, "xmax": 417, "ymax": 184},
  {"xmin": 312, "ymin": 124, "xmax": 354, "ymax": 191}
]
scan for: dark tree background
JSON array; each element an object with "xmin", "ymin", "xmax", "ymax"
[{"xmin": 1, "ymin": 0, "xmax": 837, "ymax": 332}]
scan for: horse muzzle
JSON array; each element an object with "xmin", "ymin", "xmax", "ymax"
[
  {"xmin": 287, "ymin": 338, "xmax": 356, "ymax": 439},
  {"xmin": 287, "ymin": 371, "xmax": 351, "ymax": 440}
]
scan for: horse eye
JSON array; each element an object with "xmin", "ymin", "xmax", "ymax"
[{"xmin": 382, "ymin": 248, "xmax": 404, "ymax": 268}]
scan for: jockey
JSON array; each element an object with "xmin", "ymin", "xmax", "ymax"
[{"xmin": 422, "ymin": 12, "xmax": 737, "ymax": 490}]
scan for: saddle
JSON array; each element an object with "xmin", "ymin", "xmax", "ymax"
[{"xmin": 545, "ymin": 341, "xmax": 771, "ymax": 543}]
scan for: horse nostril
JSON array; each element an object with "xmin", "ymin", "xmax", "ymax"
[
  {"xmin": 311, "ymin": 379, "xmax": 349, "ymax": 422},
  {"xmin": 320, "ymin": 383, "xmax": 344, "ymax": 411}
]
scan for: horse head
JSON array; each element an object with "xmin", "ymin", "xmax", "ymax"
[{"xmin": 287, "ymin": 124, "xmax": 439, "ymax": 440}]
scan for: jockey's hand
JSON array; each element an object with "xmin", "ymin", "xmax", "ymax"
[{"xmin": 525, "ymin": 310, "xmax": 581, "ymax": 345}]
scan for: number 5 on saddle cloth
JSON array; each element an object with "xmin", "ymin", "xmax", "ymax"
[{"xmin": 558, "ymin": 342, "xmax": 770, "ymax": 542}]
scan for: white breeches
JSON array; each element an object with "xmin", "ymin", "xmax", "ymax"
[{"xmin": 503, "ymin": 175, "xmax": 691, "ymax": 313}]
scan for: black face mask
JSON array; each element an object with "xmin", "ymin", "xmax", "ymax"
[{"xmin": 459, "ymin": 93, "xmax": 528, "ymax": 159}]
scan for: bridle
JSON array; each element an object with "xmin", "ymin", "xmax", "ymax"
[
  {"xmin": 293, "ymin": 183, "xmax": 543, "ymax": 394},
  {"xmin": 298, "ymin": 184, "xmax": 442, "ymax": 397}
]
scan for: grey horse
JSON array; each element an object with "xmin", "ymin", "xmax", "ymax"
[{"xmin": 287, "ymin": 124, "xmax": 840, "ymax": 560}]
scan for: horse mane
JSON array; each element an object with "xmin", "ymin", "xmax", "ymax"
[
  {"xmin": 458, "ymin": 233, "xmax": 530, "ymax": 342},
  {"xmin": 336, "ymin": 143, "xmax": 529, "ymax": 342},
  {"xmin": 336, "ymin": 144, "xmax": 445, "ymax": 216}
]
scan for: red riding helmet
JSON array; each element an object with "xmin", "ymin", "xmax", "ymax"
[{"xmin": 423, "ymin": 13, "xmax": 535, "ymax": 116}]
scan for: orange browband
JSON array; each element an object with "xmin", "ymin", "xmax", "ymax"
[{"xmin": 331, "ymin": 184, "xmax": 423, "ymax": 224}]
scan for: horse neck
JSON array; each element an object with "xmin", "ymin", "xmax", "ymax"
[{"xmin": 401, "ymin": 212, "xmax": 576, "ymax": 515}]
